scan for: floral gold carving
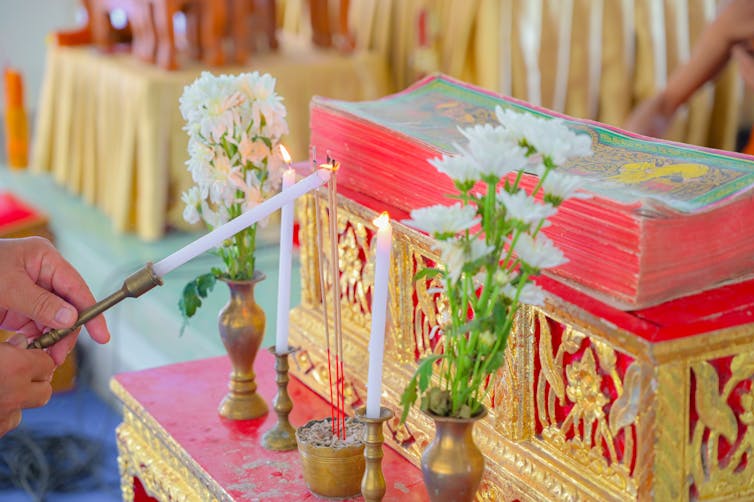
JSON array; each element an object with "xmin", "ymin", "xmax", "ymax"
[
  {"xmin": 689, "ymin": 353, "xmax": 754, "ymax": 499},
  {"xmin": 287, "ymin": 191, "xmax": 754, "ymax": 501}
]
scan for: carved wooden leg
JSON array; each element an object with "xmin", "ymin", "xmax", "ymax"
[
  {"xmin": 130, "ymin": 0, "xmax": 156, "ymax": 62},
  {"xmin": 91, "ymin": 1, "xmax": 116, "ymax": 52},
  {"xmin": 231, "ymin": 0, "xmax": 249, "ymax": 64},
  {"xmin": 255, "ymin": 0, "xmax": 278, "ymax": 50},
  {"xmin": 200, "ymin": 0, "xmax": 226, "ymax": 67},
  {"xmin": 151, "ymin": 0, "xmax": 178, "ymax": 70},
  {"xmin": 309, "ymin": 0, "xmax": 332, "ymax": 47}
]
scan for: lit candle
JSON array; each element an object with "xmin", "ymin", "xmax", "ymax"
[
  {"xmin": 152, "ymin": 168, "xmax": 331, "ymax": 277},
  {"xmin": 366, "ymin": 212, "xmax": 392, "ymax": 419},
  {"xmin": 275, "ymin": 146, "xmax": 296, "ymax": 353}
]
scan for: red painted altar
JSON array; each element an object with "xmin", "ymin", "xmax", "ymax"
[{"xmin": 110, "ymin": 348, "xmax": 427, "ymax": 501}]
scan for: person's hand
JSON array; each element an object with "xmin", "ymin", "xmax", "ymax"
[
  {"xmin": 0, "ymin": 333, "xmax": 55, "ymax": 437},
  {"xmin": 710, "ymin": 0, "xmax": 754, "ymax": 49},
  {"xmin": 733, "ymin": 42, "xmax": 754, "ymax": 91},
  {"xmin": 622, "ymin": 94, "xmax": 674, "ymax": 138},
  {"xmin": 0, "ymin": 237, "xmax": 110, "ymax": 365}
]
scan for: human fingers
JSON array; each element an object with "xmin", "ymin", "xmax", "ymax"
[
  {"xmin": 0, "ymin": 410, "xmax": 22, "ymax": 437},
  {"xmin": 40, "ymin": 243, "xmax": 110, "ymax": 344},
  {"xmin": 0, "ymin": 239, "xmax": 79, "ymax": 330},
  {"xmin": 45, "ymin": 330, "xmax": 79, "ymax": 366},
  {"xmin": 733, "ymin": 44, "xmax": 754, "ymax": 91},
  {"xmin": 2, "ymin": 237, "xmax": 111, "ymax": 344},
  {"xmin": 18, "ymin": 381, "xmax": 53, "ymax": 409},
  {"xmin": 23, "ymin": 348, "xmax": 56, "ymax": 382}
]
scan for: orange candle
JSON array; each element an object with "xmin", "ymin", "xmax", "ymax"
[{"xmin": 3, "ymin": 67, "xmax": 29, "ymax": 168}]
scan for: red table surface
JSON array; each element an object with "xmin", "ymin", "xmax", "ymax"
[{"xmin": 114, "ymin": 349, "xmax": 428, "ymax": 501}]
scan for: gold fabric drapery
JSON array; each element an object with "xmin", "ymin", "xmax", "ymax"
[
  {"xmin": 317, "ymin": 0, "xmax": 741, "ymax": 151},
  {"xmin": 31, "ymin": 39, "xmax": 390, "ymax": 240}
]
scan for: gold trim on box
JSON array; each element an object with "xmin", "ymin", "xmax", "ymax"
[
  {"xmin": 110, "ymin": 378, "xmax": 231, "ymax": 502},
  {"xmin": 290, "ymin": 191, "xmax": 754, "ymax": 501}
]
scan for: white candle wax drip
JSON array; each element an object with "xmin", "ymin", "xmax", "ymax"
[
  {"xmin": 275, "ymin": 168, "xmax": 296, "ymax": 353},
  {"xmin": 152, "ymin": 169, "xmax": 331, "ymax": 277},
  {"xmin": 366, "ymin": 212, "xmax": 393, "ymax": 419}
]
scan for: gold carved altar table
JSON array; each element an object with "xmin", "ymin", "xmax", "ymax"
[
  {"xmin": 31, "ymin": 39, "xmax": 390, "ymax": 240},
  {"xmin": 287, "ymin": 187, "xmax": 754, "ymax": 501}
]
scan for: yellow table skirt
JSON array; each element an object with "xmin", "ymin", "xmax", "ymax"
[{"xmin": 31, "ymin": 39, "xmax": 391, "ymax": 240}]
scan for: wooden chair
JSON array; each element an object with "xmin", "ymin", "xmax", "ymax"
[
  {"xmin": 228, "ymin": 0, "xmax": 278, "ymax": 64},
  {"xmin": 145, "ymin": 0, "xmax": 227, "ymax": 70},
  {"xmin": 308, "ymin": 0, "xmax": 353, "ymax": 52}
]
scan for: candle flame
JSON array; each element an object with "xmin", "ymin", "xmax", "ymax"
[
  {"xmin": 319, "ymin": 162, "xmax": 340, "ymax": 172},
  {"xmin": 279, "ymin": 144, "xmax": 291, "ymax": 164},
  {"xmin": 373, "ymin": 212, "xmax": 390, "ymax": 229}
]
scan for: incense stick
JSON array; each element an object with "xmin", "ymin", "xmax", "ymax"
[{"xmin": 312, "ymin": 157, "xmax": 337, "ymax": 435}]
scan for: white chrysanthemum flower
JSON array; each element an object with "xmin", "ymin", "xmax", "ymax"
[
  {"xmin": 511, "ymin": 233, "xmax": 567, "ymax": 270},
  {"xmin": 405, "ymin": 203, "xmax": 479, "ymax": 237},
  {"xmin": 542, "ymin": 171, "xmax": 592, "ymax": 203},
  {"xmin": 186, "ymin": 139, "xmax": 215, "ymax": 185},
  {"xmin": 237, "ymin": 134, "xmax": 269, "ymax": 165},
  {"xmin": 498, "ymin": 189, "xmax": 556, "ymax": 227},
  {"xmin": 181, "ymin": 186, "xmax": 203, "ymax": 224},
  {"xmin": 436, "ymin": 238, "xmax": 493, "ymax": 282},
  {"xmin": 201, "ymin": 201, "xmax": 229, "ymax": 229},
  {"xmin": 428, "ymin": 153, "xmax": 480, "ymax": 184},
  {"xmin": 457, "ymin": 123, "xmax": 527, "ymax": 179},
  {"xmin": 502, "ymin": 282, "xmax": 545, "ymax": 306},
  {"xmin": 494, "ymin": 106, "xmax": 593, "ymax": 164},
  {"xmin": 455, "ymin": 138, "xmax": 528, "ymax": 180}
]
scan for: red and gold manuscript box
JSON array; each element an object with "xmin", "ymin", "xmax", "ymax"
[{"xmin": 288, "ymin": 188, "xmax": 754, "ymax": 501}]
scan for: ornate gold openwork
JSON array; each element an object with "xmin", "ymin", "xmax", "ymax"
[{"xmin": 289, "ymin": 190, "xmax": 754, "ymax": 501}]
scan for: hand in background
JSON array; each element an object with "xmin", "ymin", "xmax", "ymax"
[
  {"xmin": 624, "ymin": 0, "xmax": 754, "ymax": 138},
  {"xmin": 0, "ymin": 237, "xmax": 110, "ymax": 365},
  {"xmin": 0, "ymin": 334, "xmax": 55, "ymax": 437},
  {"xmin": 733, "ymin": 43, "xmax": 754, "ymax": 92}
]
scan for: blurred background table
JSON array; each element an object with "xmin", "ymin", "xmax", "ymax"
[
  {"xmin": 31, "ymin": 36, "xmax": 390, "ymax": 240},
  {"xmin": 110, "ymin": 349, "xmax": 427, "ymax": 501}
]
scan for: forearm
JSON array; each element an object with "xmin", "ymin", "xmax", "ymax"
[{"xmin": 658, "ymin": 23, "xmax": 733, "ymax": 115}]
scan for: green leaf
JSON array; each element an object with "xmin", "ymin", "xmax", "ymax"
[
  {"xmin": 178, "ymin": 273, "xmax": 220, "ymax": 334},
  {"xmin": 417, "ymin": 355, "xmax": 441, "ymax": 393},
  {"xmin": 195, "ymin": 273, "xmax": 217, "ymax": 297},
  {"xmin": 400, "ymin": 377, "xmax": 418, "ymax": 424},
  {"xmin": 413, "ymin": 267, "xmax": 443, "ymax": 282}
]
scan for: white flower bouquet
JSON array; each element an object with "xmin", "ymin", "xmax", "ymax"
[
  {"xmin": 177, "ymin": 71, "xmax": 289, "ymax": 320},
  {"xmin": 400, "ymin": 106, "xmax": 593, "ymax": 420}
]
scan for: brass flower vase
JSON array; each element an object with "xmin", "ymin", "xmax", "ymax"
[
  {"xmin": 421, "ymin": 407, "xmax": 487, "ymax": 502},
  {"xmin": 217, "ymin": 272, "xmax": 268, "ymax": 420}
]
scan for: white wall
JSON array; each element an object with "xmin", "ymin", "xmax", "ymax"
[{"xmin": 0, "ymin": 0, "xmax": 80, "ymax": 114}]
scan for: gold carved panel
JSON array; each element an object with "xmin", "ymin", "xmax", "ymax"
[{"xmin": 289, "ymin": 192, "xmax": 754, "ymax": 501}]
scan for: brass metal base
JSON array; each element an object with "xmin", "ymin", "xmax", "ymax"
[
  {"xmin": 218, "ymin": 375, "xmax": 268, "ymax": 420},
  {"xmin": 262, "ymin": 346, "xmax": 298, "ymax": 451},
  {"xmin": 356, "ymin": 406, "xmax": 394, "ymax": 502}
]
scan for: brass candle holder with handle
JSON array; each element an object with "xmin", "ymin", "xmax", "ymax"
[
  {"xmin": 355, "ymin": 406, "xmax": 394, "ymax": 502},
  {"xmin": 27, "ymin": 264, "xmax": 162, "ymax": 350},
  {"xmin": 261, "ymin": 345, "xmax": 299, "ymax": 451}
]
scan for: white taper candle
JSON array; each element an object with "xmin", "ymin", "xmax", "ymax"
[
  {"xmin": 275, "ymin": 167, "xmax": 296, "ymax": 353},
  {"xmin": 366, "ymin": 212, "xmax": 392, "ymax": 419},
  {"xmin": 152, "ymin": 169, "xmax": 331, "ymax": 277}
]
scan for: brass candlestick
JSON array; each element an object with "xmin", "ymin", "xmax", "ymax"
[
  {"xmin": 355, "ymin": 406, "xmax": 394, "ymax": 502},
  {"xmin": 27, "ymin": 264, "xmax": 162, "ymax": 350},
  {"xmin": 261, "ymin": 345, "xmax": 298, "ymax": 451}
]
